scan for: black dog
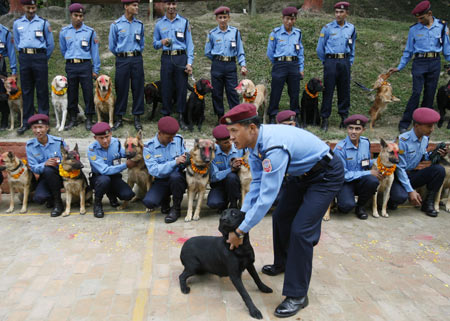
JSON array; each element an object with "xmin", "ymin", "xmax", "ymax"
[
  {"xmin": 300, "ymin": 78, "xmax": 323, "ymax": 128},
  {"xmin": 437, "ymin": 80, "xmax": 450, "ymax": 129},
  {"xmin": 144, "ymin": 81, "xmax": 177, "ymax": 120},
  {"xmin": 179, "ymin": 208, "xmax": 272, "ymax": 319},
  {"xmin": 183, "ymin": 79, "xmax": 213, "ymax": 132}
]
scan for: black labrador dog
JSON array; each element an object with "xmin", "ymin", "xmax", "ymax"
[
  {"xmin": 179, "ymin": 208, "xmax": 272, "ymax": 319},
  {"xmin": 437, "ymin": 79, "xmax": 450, "ymax": 129},
  {"xmin": 300, "ymin": 77, "xmax": 323, "ymax": 128},
  {"xmin": 183, "ymin": 78, "xmax": 213, "ymax": 132},
  {"xmin": 144, "ymin": 80, "xmax": 177, "ymax": 120}
]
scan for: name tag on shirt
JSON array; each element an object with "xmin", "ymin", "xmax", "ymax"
[
  {"xmin": 35, "ymin": 30, "xmax": 43, "ymax": 38},
  {"xmin": 81, "ymin": 40, "xmax": 88, "ymax": 47},
  {"xmin": 176, "ymin": 31, "xmax": 184, "ymax": 39},
  {"xmin": 361, "ymin": 159, "xmax": 370, "ymax": 167},
  {"xmin": 231, "ymin": 41, "xmax": 236, "ymax": 48},
  {"xmin": 113, "ymin": 158, "xmax": 121, "ymax": 165},
  {"xmin": 0, "ymin": 42, "xmax": 4, "ymax": 49},
  {"xmin": 135, "ymin": 34, "xmax": 141, "ymax": 41},
  {"xmin": 295, "ymin": 44, "xmax": 300, "ymax": 51},
  {"xmin": 348, "ymin": 38, "xmax": 353, "ymax": 45}
]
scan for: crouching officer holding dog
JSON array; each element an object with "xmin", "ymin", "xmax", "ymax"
[
  {"xmin": 223, "ymin": 103, "xmax": 344, "ymax": 318},
  {"xmin": 26, "ymin": 114, "xmax": 66, "ymax": 217},
  {"xmin": 88, "ymin": 122, "xmax": 136, "ymax": 218},
  {"xmin": 143, "ymin": 116, "xmax": 187, "ymax": 223}
]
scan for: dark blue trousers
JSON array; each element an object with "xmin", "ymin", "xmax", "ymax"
[
  {"xmin": 268, "ymin": 61, "xmax": 300, "ymax": 116},
  {"xmin": 142, "ymin": 171, "xmax": 187, "ymax": 209},
  {"xmin": 66, "ymin": 61, "xmax": 95, "ymax": 115},
  {"xmin": 320, "ymin": 58, "xmax": 350, "ymax": 119},
  {"xmin": 399, "ymin": 58, "xmax": 441, "ymax": 130},
  {"xmin": 18, "ymin": 52, "xmax": 49, "ymax": 123},
  {"xmin": 33, "ymin": 166, "xmax": 62, "ymax": 204},
  {"xmin": 114, "ymin": 56, "xmax": 145, "ymax": 116},
  {"xmin": 271, "ymin": 156, "xmax": 344, "ymax": 297},
  {"xmin": 211, "ymin": 60, "xmax": 240, "ymax": 116},
  {"xmin": 337, "ymin": 175, "xmax": 380, "ymax": 213},
  {"xmin": 160, "ymin": 54, "xmax": 187, "ymax": 115},
  {"xmin": 207, "ymin": 172, "xmax": 241, "ymax": 209},
  {"xmin": 0, "ymin": 60, "xmax": 8, "ymax": 126},
  {"xmin": 90, "ymin": 173, "xmax": 134, "ymax": 201}
]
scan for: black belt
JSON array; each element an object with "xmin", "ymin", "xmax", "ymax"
[
  {"xmin": 302, "ymin": 150, "xmax": 334, "ymax": 178},
  {"xmin": 275, "ymin": 56, "xmax": 298, "ymax": 62},
  {"xmin": 214, "ymin": 55, "xmax": 236, "ymax": 62},
  {"xmin": 117, "ymin": 51, "xmax": 141, "ymax": 57},
  {"xmin": 66, "ymin": 59, "xmax": 91, "ymax": 64},
  {"xmin": 20, "ymin": 48, "xmax": 46, "ymax": 54},
  {"xmin": 414, "ymin": 52, "xmax": 439, "ymax": 59},
  {"xmin": 162, "ymin": 50, "xmax": 186, "ymax": 56},
  {"xmin": 326, "ymin": 53, "xmax": 349, "ymax": 59}
]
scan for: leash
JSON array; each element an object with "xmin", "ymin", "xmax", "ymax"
[{"xmin": 353, "ymin": 80, "xmax": 374, "ymax": 92}]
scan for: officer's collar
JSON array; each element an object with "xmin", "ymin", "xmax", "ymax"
[
  {"xmin": 250, "ymin": 125, "xmax": 264, "ymax": 159},
  {"xmin": 34, "ymin": 134, "xmax": 52, "ymax": 147},
  {"xmin": 418, "ymin": 16, "xmax": 439, "ymax": 29},
  {"xmin": 23, "ymin": 14, "xmax": 40, "ymax": 23},
  {"xmin": 163, "ymin": 13, "xmax": 180, "ymax": 22},
  {"xmin": 154, "ymin": 134, "xmax": 175, "ymax": 149},
  {"xmin": 333, "ymin": 20, "xmax": 349, "ymax": 28},
  {"xmin": 120, "ymin": 15, "xmax": 137, "ymax": 23},
  {"xmin": 217, "ymin": 25, "xmax": 231, "ymax": 33},
  {"xmin": 344, "ymin": 135, "xmax": 360, "ymax": 150},
  {"xmin": 215, "ymin": 143, "xmax": 237, "ymax": 156},
  {"xmin": 280, "ymin": 24, "xmax": 296, "ymax": 34},
  {"xmin": 69, "ymin": 22, "xmax": 86, "ymax": 30}
]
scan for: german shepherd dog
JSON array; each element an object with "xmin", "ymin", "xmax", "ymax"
[
  {"xmin": 1, "ymin": 76, "xmax": 23, "ymax": 130},
  {"xmin": 94, "ymin": 75, "xmax": 115, "ymax": 128},
  {"xmin": 119, "ymin": 130, "xmax": 152, "ymax": 210},
  {"xmin": 1, "ymin": 151, "xmax": 36, "ymax": 213},
  {"xmin": 184, "ymin": 79, "xmax": 213, "ymax": 132},
  {"xmin": 236, "ymin": 150, "xmax": 252, "ymax": 205},
  {"xmin": 235, "ymin": 79, "xmax": 268, "ymax": 123},
  {"xmin": 60, "ymin": 144, "xmax": 92, "ymax": 217},
  {"xmin": 185, "ymin": 139, "xmax": 215, "ymax": 222},
  {"xmin": 436, "ymin": 153, "xmax": 450, "ymax": 213},
  {"xmin": 179, "ymin": 208, "xmax": 272, "ymax": 319},
  {"xmin": 300, "ymin": 77, "xmax": 323, "ymax": 127}
]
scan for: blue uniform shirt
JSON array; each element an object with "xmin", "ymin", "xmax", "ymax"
[
  {"xmin": 143, "ymin": 134, "xmax": 186, "ymax": 179},
  {"xmin": 397, "ymin": 18, "xmax": 450, "ymax": 70},
  {"xmin": 210, "ymin": 143, "xmax": 243, "ymax": 183},
  {"xmin": 396, "ymin": 129, "xmax": 430, "ymax": 193},
  {"xmin": 205, "ymin": 25, "xmax": 246, "ymax": 66},
  {"xmin": 59, "ymin": 23, "xmax": 101, "ymax": 74},
  {"xmin": 239, "ymin": 125, "xmax": 330, "ymax": 233},
  {"xmin": 13, "ymin": 15, "xmax": 54, "ymax": 59},
  {"xmin": 108, "ymin": 15, "xmax": 145, "ymax": 55},
  {"xmin": 88, "ymin": 137, "xmax": 127, "ymax": 175},
  {"xmin": 316, "ymin": 20, "xmax": 357, "ymax": 65},
  {"xmin": 153, "ymin": 14, "xmax": 194, "ymax": 65},
  {"xmin": 334, "ymin": 136, "xmax": 373, "ymax": 182},
  {"xmin": 267, "ymin": 25, "xmax": 304, "ymax": 72},
  {"xmin": 0, "ymin": 24, "xmax": 17, "ymax": 74},
  {"xmin": 26, "ymin": 135, "xmax": 66, "ymax": 175}
]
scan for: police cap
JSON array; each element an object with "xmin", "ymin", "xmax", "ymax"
[
  {"xmin": 276, "ymin": 110, "xmax": 296, "ymax": 123},
  {"xmin": 344, "ymin": 114, "xmax": 368, "ymax": 127},
  {"xmin": 411, "ymin": 1, "xmax": 431, "ymax": 16},
  {"xmin": 412, "ymin": 107, "xmax": 440, "ymax": 124},
  {"xmin": 20, "ymin": 0, "xmax": 36, "ymax": 4},
  {"xmin": 91, "ymin": 122, "xmax": 111, "ymax": 136},
  {"xmin": 69, "ymin": 3, "xmax": 85, "ymax": 13},
  {"xmin": 334, "ymin": 2, "xmax": 350, "ymax": 10},
  {"xmin": 214, "ymin": 6, "xmax": 230, "ymax": 15},
  {"xmin": 121, "ymin": 0, "xmax": 139, "ymax": 3},
  {"xmin": 28, "ymin": 114, "xmax": 49, "ymax": 126},
  {"xmin": 212, "ymin": 125, "xmax": 230, "ymax": 140},
  {"xmin": 282, "ymin": 7, "xmax": 298, "ymax": 17},
  {"xmin": 220, "ymin": 103, "xmax": 258, "ymax": 125},
  {"xmin": 158, "ymin": 116, "xmax": 179, "ymax": 135}
]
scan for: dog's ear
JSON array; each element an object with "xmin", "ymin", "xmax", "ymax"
[
  {"xmin": 394, "ymin": 136, "xmax": 399, "ymax": 146},
  {"xmin": 60, "ymin": 144, "xmax": 67, "ymax": 155},
  {"xmin": 7, "ymin": 151, "xmax": 14, "ymax": 159},
  {"xmin": 136, "ymin": 130, "xmax": 143, "ymax": 141},
  {"xmin": 380, "ymin": 138, "xmax": 387, "ymax": 148},
  {"xmin": 74, "ymin": 143, "xmax": 79, "ymax": 153},
  {"xmin": 194, "ymin": 138, "xmax": 199, "ymax": 149}
]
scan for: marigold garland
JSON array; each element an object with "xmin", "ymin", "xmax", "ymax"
[
  {"xmin": 243, "ymin": 89, "xmax": 257, "ymax": 103},
  {"xmin": 59, "ymin": 164, "xmax": 81, "ymax": 179},
  {"xmin": 376, "ymin": 157, "xmax": 396, "ymax": 177},
  {"xmin": 189, "ymin": 156, "xmax": 209, "ymax": 175}
]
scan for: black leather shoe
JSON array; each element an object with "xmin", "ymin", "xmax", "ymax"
[
  {"xmin": 64, "ymin": 116, "xmax": 78, "ymax": 130},
  {"xmin": 85, "ymin": 115, "xmax": 93, "ymax": 131},
  {"xmin": 274, "ymin": 296, "xmax": 309, "ymax": 318},
  {"xmin": 112, "ymin": 116, "xmax": 123, "ymax": 131},
  {"xmin": 109, "ymin": 197, "xmax": 120, "ymax": 208},
  {"xmin": 165, "ymin": 207, "xmax": 180, "ymax": 223},
  {"xmin": 421, "ymin": 199, "xmax": 438, "ymax": 217},
  {"xmin": 134, "ymin": 115, "xmax": 143, "ymax": 131},
  {"xmin": 355, "ymin": 206, "xmax": 368, "ymax": 220},
  {"xmin": 178, "ymin": 113, "xmax": 188, "ymax": 130},
  {"xmin": 387, "ymin": 200, "xmax": 398, "ymax": 211},
  {"xmin": 161, "ymin": 202, "xmax": 171, "ymax": 214},
  {"xmin": 50, "ymin": 198, "xmax": 64, "ymax": 217},
  {"xmin": 46, "ymin": 199, "xmax": 54, "ymax": 209},
  {"xmin": 320, "ymin": 118, "xmax": 328, "ymax": 132},
  {"xmin": 262, "ymin": 264, "xmax": 285, "ymax": 276},
  {"xmin": 17, "ymin": 125, "xmax": 29, "ymax": 135},
  {"xmin": 94, "ymin": 198, "xmax": 104, "ymax": 218}
]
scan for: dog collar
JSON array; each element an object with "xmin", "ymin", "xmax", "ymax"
[
  {"xmin": 151, "ymin": 82, "xmax": 159, "ymax": 90},
  {"xmin": 189, "ymin": 156, "xmax": 209, "ymax": 175},
  {"xmin": 237, "ymin": 157, "xmax": 250, "ymax": 170},
  {"xmin": 51, "ymin": 85, "xmax": 67, "ymax": 96},
  {"xmin": 96, "ymin": 86, "xmax": 112, "ymax": 102},
  {"xmin": 376, "ymin": 157, "xmax": 396, "ymax": 176},
  {"xmin": 243, "ymin": 88, "xmax": 257, "ymax": 103},
  {"xmin": 11, "ymin": 159, "xmax": 27, "ymax": 179},
  {"xmin": 304, "ymin": 84, "xmax": 319, "ymax": 99},
  {"xmin": 59, "ymin": 164, "xmax": 81, "ymax": 179},
  {"xmin": 193, "ymin": 83, "xmax": 204, "ymax": 100},
  {"xmin": 8, "ymin": 89, "xmax": 22, "ymax": 100}
]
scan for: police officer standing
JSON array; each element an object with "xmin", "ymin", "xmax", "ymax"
[
  {"xmin": 153, "ymin": 0, "xmax": 194, "ymax": 129},
  {"xmin": 109, "ymin": 0, "xmax": 145, "ymax": 131},
  {"xmin": 0, "ymin": 21, "xmax": 17, "ymax": 130},
  {"xmin": 26, "ymin": 114, "xmax": 66, "ymax": 217},
  {"xmin": 388, "ymin": 107, "xmax": 447, "ymax": 217},
  {"xmin": 13, "ymin": 0, "xmax": 54, "ymax": 135},
  {"xmin": 333, "ymin": 115, "xmax": 381, "ymax": 219},
  {"xmin": 60, "ymin": 3, "xmax": 100, "ymax": 131},
  {"xmin": 389, "ymin": 1, "xmax": 450, "ymax": 133},
  {"xmin": 87, "ymin": 122, "xmax": 136, "ymax": 218},
  {"xmin": 205, "ymin": 6, "xmax": 247, "ymax": 122},
  {"xmin": 222, "ymin": 103, "xmax": 344, "ymax": 318},
  {"xmin": 267, "ymin": 7, "xmax": 304, "ymax": 125},
  {"xmin": 317, "ymin": 2, "xmax": 356, "ymax": 132},
  {"xmin": 142, "ymin": 116, "xmax": 187, "ymax": 223}
]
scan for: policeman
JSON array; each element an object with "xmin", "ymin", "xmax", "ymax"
[
  {"xmin": 0, "ymin": 22, "xmax": 17, "ymax": 130},
  {"xmin": 153, "ymin": 0, "xmax": 194, "ymax": 129},
  {"xmin": 333, "ymin": 114, "xmax": 380, "ymax": 219},
  {"xmin": 205, "ymin": 6, "xmax": 248, "ymax": 122},
  {"xmin": 317, "ymin": 2, "xmax": 356, "ymax": 132},
  {"xmin": 276, "ymin": 109, "xmax": 297, "ymax": 126},
  {"xmin": 60, "ymin": 3, "xmax": 100, "ymax": 131},
  {"xmin": 266, "ymin": 7, "xmax": 304, "ymax": 125},
  {"xmin": 389, "ymin": 1, "xmax": 450, "ymax": 133},
  {"xmin": 388, "ymin": 107, "xmax": 447, "ymax": 217},
  {"xmin": 222, "ymin": 104, "xmax": 344, "ymax": 318},
  {"xmin": 87, "ymin": 122, "xmax": 136, "ymax": 218},
  {"xmin": 26, "ymin": 114, "xmax": 66, "ymax": 217},
  {"xmin": 13, "ymin": 0, "xmax": 54, "ymax": 135},
  {"xmin": 207, "ymin": 124, "xmax": 243, "ymax": 212},
  {"xmin": 109, "ymin": 0, "xmax": 145, "ymax": 131}
]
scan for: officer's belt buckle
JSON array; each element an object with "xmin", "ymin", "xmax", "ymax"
[
  {"xmin": 73, "ymin": 58, "xmax": 81, "ymax": 63},
  {"xmin": 170, "ymin": 50, "xmax": 179, "ymax": 55},
  {"xmin": 25, "ymin": 48, "xmax": 35, "ymax": 54},
  {"xmin": 125, "ymin": 51, "xmax": 134, "ymax": 57},
  {"xmin": 425, "ymin": 52, "xmax": 438, "ymax": 58},
  {"xmin": 285, "ymin": 56, "xmax": 293, "ymax": 62},
  {"xmin": 336, "ymin": 53, "xmax": 345, "ymax": 59},
  {"xmin": 221, "ymin": 56, "xmax": 232, "ymax": 61}
]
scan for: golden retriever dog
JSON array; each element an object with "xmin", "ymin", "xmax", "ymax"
[
  {"xmin": 369, "ymin": 71, "xmax": 400, "ymax": 130},
  {"xmin": 436, "ymin": 154, "xmax": 450, "ymax": 212},
  {"xmin": 235, "ymin": 79, "xmax": 268, "ymax": 123},
  {"xmin": 185, "ymin": 139, "xmax": 215, "ymax": 222},
  {"xmin": 236, "ymin": 150, "xmax": 252, "ymax": 205},
  {"xmin": 1, "ymin": 76, "xmax": 23, "ymax": 130},
  {"xmin": 94, "ymin": 75, "xmax": 115, "ymax": 128},
  {"xmin": 1, "ymin": 151, "xmax": 36, "ymax": 213}
]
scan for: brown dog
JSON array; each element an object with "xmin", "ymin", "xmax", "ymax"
[
  {"xmin": 236, "ymin": 150, "xmax": 252, "ymax": 205},
  {"xmin": 369, "ymin": 71, "xmax": 400, "ymax": 129},
  {"xmin": 235, "ymin": 79, "xmax": 268, "ymax": 123},
  {"xmin": 436, "ymin": 154, "xmax": 450, "ymax": 213},
  {"xmin": 185, "ymin": 139, "xmax": 215, "ymax": 222},
  {"xmin": 94, "ymin": 75, "xmax": 115, "ymax": 128},
  {"xmin": 1, "ymin": 76, "xmax": 23, "ymax": 130}
]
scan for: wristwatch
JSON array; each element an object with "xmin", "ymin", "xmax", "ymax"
[{"xmin": 233, "ymin": 230, "xmax": 245, "ymax": 239}]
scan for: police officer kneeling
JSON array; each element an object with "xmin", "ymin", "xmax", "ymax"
[
  {"xmin": 88, "ymin": 122, "xmax": 136, "ymax": 218},
  {"xmin": 222, "ymin": 104, "xmax": 344, "ymax": 318}
]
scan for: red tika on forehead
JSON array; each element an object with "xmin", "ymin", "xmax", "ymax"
[{"xmin": 388, "ymin": 143, "xmax": 399, "ymax": 158}]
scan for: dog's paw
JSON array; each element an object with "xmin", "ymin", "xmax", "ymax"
[
  {"xmin": 193, "ymin": 214, "xmax": 200, "ymax": 221},
  {"xmin": 372, "ymin": 211, "xmax": 380, "ymax": 218},
  {"xmin": 323, "ymin": 214, "xmax": 330, "ymax": 221},
  {"xmin": 19, "ymin": 208, "xmax": 27, "ymax": 214},
  {"xmin": 80, "ymin": 209, "xmax": 86, "ymax": 215},
  {"xmin": 62, "ymin": 211, "xmax": 71, "ymax": 217},
  {"xmin": 381, "ymin": 211, "xmax": 389, "ymax": 218},
  {"xmin": 259, "ymin": 284, "xmax": 273, "ymax": 293},
  {"xmin": 58, "ymin": 127, "xmax": 64, "ymax": 132},
  {"xmin": 146, "ymin": 208, "xmax": 153, "ymax": 213},
  {"xmin": 6, "ymin": 207, "xmax": 14, "ymax": 213},
  {"xmin": 184, "ymin": 216, "xmax": 192, "ymax": 222},
  {"xmin": 180, "ymin": 286, "xmax": 190, "ymax": 294},
  {"xmin": 117, "ymin": 205, "xmax": 126, "ymax": 210},
  {"xmin": 445, "ymin": 205, "xmax": 450, "ymax": 213},
  {"xmin": 249, "ymin": 307, "xmax": 263, "ymax": 320}
]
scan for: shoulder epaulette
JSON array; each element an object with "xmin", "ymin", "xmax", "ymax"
[
  {"xmin": 114, "ymin": 18, "xmax": 121, "ymax": 24},
  {"xmin": 135, "ymin": 19, "xmax": 143, "ymax": 25},
  {"xmin": 273, "ymin": 27, "xmax": 281, "ymax": 33},
  {"xmin": 26, "ymin": 139, "xmax": 35, "ymax": 146},
  {"xmin": 400, "ymin": 136, "xmax": 408, "ymax": 141},
  {"xmin": 52, "ymin": 136, "xmax": 62, "ymax": 142},
  {"xmin": 410, "ymin": 22, "xmax": 418, "ymax": 28},
  {"xmin": 178, "ymin": 14, "xmax": 188, "ymax": 22}
]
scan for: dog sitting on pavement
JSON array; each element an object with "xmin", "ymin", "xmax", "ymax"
[
  {"xmin": 300, "ymin": 77, "xmax": 323, "ymax": 127},
  {"xmin": 235, "ymin": 79, "xmax": 268, "ymax": 123},
  {"xmin": 183, "ymin": 79, "xmax": 213, "ymax": 132},
  {"xmin": 179, "ymin": 208, "xmax": 272, "ymax": 319},
  {"xmin": 1, "ymin": 76, "xmax": 23, "ymax": 131},
  {"xmin": 94, "ymin": 75, "xmax": 115, "ymax": 128}
]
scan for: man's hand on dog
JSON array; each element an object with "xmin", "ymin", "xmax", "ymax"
[
  {"xmin": 241, "ymin": 66, "xmax": 248, "ymax": 76},
  {"xmin": 409, "ymin": 191, "xmax": 422, "ymax": 206},
  {"xmin": 184, "ymin": 64, "xmax": 193, "ymax": 75},
  {"xmin": 437, "ymin": 146, "xmax": 448, "ymax": 157},
  {"xmin": 227, "ymin": 228, "xmax": 244, "ymax": 250},
  {"xmin": 45, "ymin": 158, "xmax": 59, "ymax": 167},
  {"xmin": 230, "ymin": 158, "xmax": 241, "ymax": 172},
  {"xmin": 370, "ymin": 169, "xmax": 384, "ymax": 180},
  {"xmin": 388, "ymin": 67, "xmax": 399, "ymax": 73},
  {"xmin": 176, "ymin": 153, "xmax": 187, "ymax": 165}
]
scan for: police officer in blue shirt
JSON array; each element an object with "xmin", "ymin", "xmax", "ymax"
[
  {"xmin": 142, "ymin": 116, "xmax": 188, "ymax": 223},
  {"xmin": 0, "ymin": 22, "xmax": 17, "ymax": 130},
  {"xmin": 153, "ymin": 0, "xmax": 194, "ymax": 129},
  {"xmin": 333, "ymin": 114, "xmax": 381, "ymax": 219},
  {"xmin": 13, "ymin": 0, "xmax": 54, "ymax": 135},
  {"xmin": 88, "ymin": 122, "xmax": 136, "ymax": 218},
  {"xmin": 389, "ymin": 1, "xmax": 450, "ymax": 133},
  {"xmin": 205, "ymin": 6, "xmax": 248, "ymax": 122},
  {"xmin": 267, "ymin": 7, "xmax": 304, "ymax": 125},
  {"xmin": 60, "ymin": 3, "xmax": 100, "ymax": 131},
  {"xmin": 222, "ymin": 103, "xmax": 344, "ymax": 318},
  {"xmin": 26, "ymin": 114, "xmax": 66, "ymax": 217},
  {"xmin": 317, "ymin": 2, "xmax": 356, "ymax": 132},
  {"xmin": 109, "ymin": 0, "xmax": 145, "ymax": 131},
  {"xmin": 389, "ymin": 107, "xmax": 447, "ymax": 217},
  {"xmin": 207, "ymin": 124, "xmax": 243, "ymax": 212}
]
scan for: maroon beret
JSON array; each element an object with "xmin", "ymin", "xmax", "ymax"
[
  {"xmin": 91, "ymin": 122, "xmax": 111, "ymax": 136},
  {"xmin": 344, "ymin": 114, "xmax": 368, "ymax": 126},
  {"xmin": 28, "ymin": 114, "xmax": 49, "ymax": 126},
  {"xmin": 220, "ymin": 103, "xmax": 258, "ymax": 125},
  {"xmin": 214, "ymin": 6, "xmax": 230, "ymax": 15},
  {"xmin": 282, "ymin": 7, "xmax": 298, "ymax": 17},
  {"xmin": 276, "ymin": 110, "xmax": 296, "ymax": 123},
  {"xmin": 162, "ymin": 0, "xmax": 177, "ymax": 2},
  {"xmin": 122, "ymin": 0, "xmax": 139, "ymax": 3},
  {"xmin": 69, "ymin": 3, "xmax": 85, "ymax": 13},
  {"xmin": 412, "ymin": 107, "xmax": 440, "ymax": 124},
  {"xmin": 334, "ymin": 2, "xmax": 350, "ymax": 9},
  {"xmin": 20, "ymin": 0, "xmax": 37, "ymax": 5},
  {"xmin": 212, "ymin": 125, "xmax": 230, "ymax": 140},
  {"xmin": 158, "ymin": 116, "xmax": 179, "ymax": 135},
  {"xmin": 411, "ymin": 1, "xmax": 431, "ymax": 16}
]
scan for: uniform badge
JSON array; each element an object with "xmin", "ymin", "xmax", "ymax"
[
  {"xmin": 94, "ymin": 38, "xmax": 99, "ymax": 44},
  {"xmin": 270, "ymin": 36, "xmax": 274, "ymax": 41},
  {"xmin": 320, "ymin": 33, "xmax": 324, "ymax": 37},
  {"xmin": 90, "ymin": 155, "xmax": 96, "ymax": 161},
  {"xmin": 145, "ymin": 154, "xmax": 150, "ymax": 159},
  {"xmin": 399, "ymin": 150, "xmax": 404, "ymax": 154},
  {"xmin": 262, "ymin": 159, "xmax": 272, "ymax": 173}
]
